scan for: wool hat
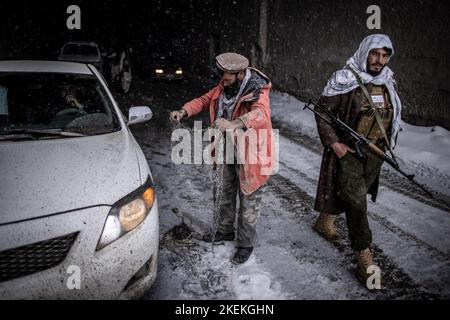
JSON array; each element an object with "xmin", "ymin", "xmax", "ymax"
[{"xmin": 215, "ymin": 52, "xmax": 249, "ymax": 73}]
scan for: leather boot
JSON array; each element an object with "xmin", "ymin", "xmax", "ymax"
[
  {"xmin": 313, "ymin": 212, "xmax": 340, "ymax": 243},
  {"xmin": 354, "ymin": 247, "xmax": 383, "ymax": 290}
]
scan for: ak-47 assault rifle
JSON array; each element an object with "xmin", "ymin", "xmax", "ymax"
[{"xmin": 304, "ymin": 99, "xmax": 434, "ymax": 199}]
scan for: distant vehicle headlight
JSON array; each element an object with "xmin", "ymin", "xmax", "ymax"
[
  {"xmin": 96, "ymin": 177, "xmax": 155, "ymax": 251},
  {"xmin": 155, "ymin": 69, "xmax": 164, "ymax": 74},
  {"xmin": 175, "ymin": 69, "xmax": 183, "ymax": 75}
]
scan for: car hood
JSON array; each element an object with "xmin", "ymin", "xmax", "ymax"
[{"xmin": 0, "ymin": 130, "xmax": 142, "ymax": 225}]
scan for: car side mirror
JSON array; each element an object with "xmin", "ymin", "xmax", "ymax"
[{"xmin": 128, "ymin": 106, "xmax": 153, "ymax": 126}]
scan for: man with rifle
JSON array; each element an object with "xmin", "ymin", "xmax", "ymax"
[{"xmin": 312, "ymin": 34, "xmax": 403, "ymax": 287}]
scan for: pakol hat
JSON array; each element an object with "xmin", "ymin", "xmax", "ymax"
[{"xmin": 215, "ymin": 52, "xmax": 249, "ymax": 73}]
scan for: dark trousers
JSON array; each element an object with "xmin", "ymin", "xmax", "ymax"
[{"xmin": 336, "ymin": 152, "xmax": 383, "ymax": 251}]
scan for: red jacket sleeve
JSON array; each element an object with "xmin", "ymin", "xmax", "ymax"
[{"xmin": 182, "ymin": 87, "xmax": 216, "ymax": 117}]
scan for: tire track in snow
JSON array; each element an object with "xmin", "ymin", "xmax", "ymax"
[
  {"xmin": 268, "ymin": 173, "xmax": 442, "ymax": 299},
  {"xmin": 277, "ymin": 158, "xmax": 450, "ymax": 263}
]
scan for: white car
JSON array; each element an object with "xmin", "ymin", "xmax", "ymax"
[{"xmin": 0, "ymin": 61, "xmax": 159, "ymax": 299}]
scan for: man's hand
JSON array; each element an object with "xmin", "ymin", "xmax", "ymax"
[
  {"xmin": 170, "ymin": 109, "xmax": 187, "ymax": 124},
  {"xmin": 65, "ymin": 95, "xmax": 82, "ymax": 109},
  {"xmin": 331, "ymin": 142, "xmax": 355, "ymax": 158},
  {"xmin": 213, "ymin": 118, "xmax": 245, "ymax": 132}
]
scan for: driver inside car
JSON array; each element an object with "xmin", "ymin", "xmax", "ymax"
[
  {"xmin": 50, "ymin": 83, "xmax": 88, "ymax": 129},
  {"xmin": 59, "ymin": 83, "xmax": 85, "ymax": 110}
]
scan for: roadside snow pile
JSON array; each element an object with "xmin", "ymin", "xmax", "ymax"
[
  {"xmin": 270, "ymin": 90, "xmax": 450, "ymax": 184},
  {"xmin": 270, "ymin": 91, "xmax": 317, "ymax": 140},
  {"xmin": 395, "ymin": 123, "xmax": 450, "ymax": 174}
]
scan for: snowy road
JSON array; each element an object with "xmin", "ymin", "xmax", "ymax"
[{"xmin": 116, "ymin": 79, "xmax": 450, "ymax": 300}]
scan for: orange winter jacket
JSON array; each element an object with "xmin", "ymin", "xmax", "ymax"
[{"xmin": 182, "ymin": 68, "xmax": 275, "ymax": 195}]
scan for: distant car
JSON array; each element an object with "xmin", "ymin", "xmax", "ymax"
[
  {"xmin": 58, "ymin": 42, "xmax": 104, "ymax": 74},
  {"xmin": 151, "ymin": 54, "xmax": 184, "ymax": 81},
  {"xmin": 0, "ymin": 60, "xmax": 159, "ymax": 299}
]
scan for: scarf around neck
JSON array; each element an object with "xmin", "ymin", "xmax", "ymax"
[
  {"xmin": 322, "ymin": 34, "xmax": 402, "ymax": 148},
  {"xmin": 217, "ymin": 68, "xmax": 251, "ymax": 120}
]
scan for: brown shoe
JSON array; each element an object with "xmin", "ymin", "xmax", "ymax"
[
  {"xmin": 313, "ymin": 213, "xmax": 340, "ymax": 244},
  {"xmin": 354, "ymin": 248, "xmax": 384, "ymax": 290}
]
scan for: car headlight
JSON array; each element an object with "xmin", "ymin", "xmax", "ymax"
[
  {"xmin": 96, "ymin": 177, "xmax": 155, "ymax": 251},
  {"xmin": 175, "ymin": 69, "xmax": 183, "ymax": 75},
  {"xmin": 155, "ymin": 69, "xmax": 164, "ymax": 74}
]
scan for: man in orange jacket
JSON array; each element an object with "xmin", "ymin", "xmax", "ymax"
[{"xmin": 170, "ymin": 52, "xmax": 274, "ymax": 264}]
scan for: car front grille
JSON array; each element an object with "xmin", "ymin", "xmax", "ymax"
[{"xmin": 0, "ymin": 232, "xmax": 78, "ymax": 283}]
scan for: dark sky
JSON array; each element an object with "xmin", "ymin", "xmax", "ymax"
[{"xmin": 1, "ymin": 0, "xmax": 216, "ymax": 63}]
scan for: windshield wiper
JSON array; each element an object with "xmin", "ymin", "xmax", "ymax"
[
  {"xmin": 0, "ymin": 128, "xmax": 86, "ymax": 139},
  {"xmin": 0, "ymin": 133, "xmax": 38, "ymax": 141}
]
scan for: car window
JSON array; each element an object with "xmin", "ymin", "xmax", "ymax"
[
  {"xmin": 63, "ymin": 44, "xmax": 99, "ymax": 57},
  {"xmin": 0, "ymin": 73, "xmax": 121, "ymax": 137}
]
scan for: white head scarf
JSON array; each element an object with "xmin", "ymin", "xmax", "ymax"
[{"xmin": 322, "ymin": 34, "xmax": 402, "ymax": 147}]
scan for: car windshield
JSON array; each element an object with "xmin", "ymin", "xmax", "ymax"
[
  {"xmin": 63, "ymin": 44, "xmax": 99, "ymax": 57},
  {"xmin": 0, "ymin": 72, "xmax": 121, "ymax": 138}
]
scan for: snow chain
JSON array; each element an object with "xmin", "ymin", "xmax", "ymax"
[{"xmin": 170, "ymin": 120, "xmax": 226, "ymax": 255}]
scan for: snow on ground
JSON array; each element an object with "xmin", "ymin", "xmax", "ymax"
[
  {"xmin": 396, "ymin": 123, "xmax": 450, "ymax": 174},
  {"xmin": 125, "ymin": 81, "xmax": 450, "ymax": 300},
  {"xmin": 269, "ymin": 91, "xmax": 450, "ymax": 298},
  {"xmin": 276, "ymin": 134, "xmax": 450, "ymax": 297},
  {"xmin": 139, "ymin": 138, "xmax": 294, "ymax": 300},
  {"xmin": 269, "ymin": 91, "xmax": 320, "ymax": 141}
]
